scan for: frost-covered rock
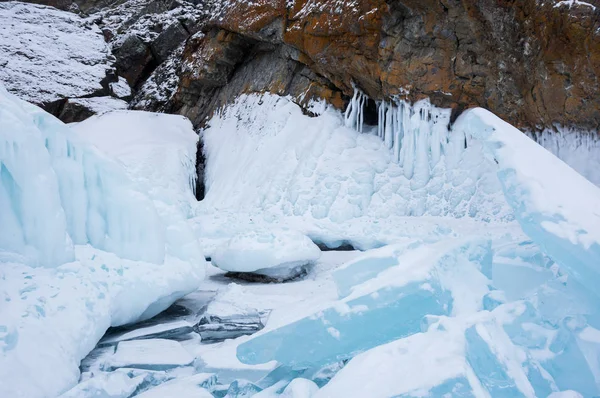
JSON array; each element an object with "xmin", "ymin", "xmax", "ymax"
[
  {"xmin": 212, "ymin": 230, "xmax": 322, "ymax": 282},
  {"xmin": 0, "ymin": 2, "xmax": 113, "ymax": 106}
]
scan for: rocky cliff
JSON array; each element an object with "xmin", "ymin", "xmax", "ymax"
[
  {"xmin": 168, "ymin": 0, "xmax": 600, "ymax": 132},
  {"xmin": 4, "ymin": 0, "xmax": 600, "ymax": 132}
]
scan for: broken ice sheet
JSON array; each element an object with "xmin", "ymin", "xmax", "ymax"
[
  {"xmin": 100, "ymin": 320, "xmax": 194, "ymax": 345},
  {"xmin": 195, "ymin": 283, "xmax": 271, "ymax": 342},
  {"xmin": 58, "ymin": 371, "xmax": 145, "ymax": 398},
  {"xmin": 135, "ymin": 373, "xmax": 216, "ymax": 398},
  {"xmin": 455, "ymin": 108, "xmax": 600, "ymax": 298},
  {"xmin": 237, "ymin": 238, "xmax": 491, "ymax": 368},
  {"xmin": 106, "ymin": 339, "xmax": 194, "ymax": 371}
]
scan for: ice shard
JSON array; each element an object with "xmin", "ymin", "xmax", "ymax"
[
  {"xmin": 454, "ymin": 108, "xmax": 600, "ymax": 298},
  {"xmin": 237, "ymin": 239, "xmax": 491, "ymax": 368}
]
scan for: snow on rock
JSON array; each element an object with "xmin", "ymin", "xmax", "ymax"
[
  {"xmin": 66, "ymin": 97, "xmax": 128, "ymax": 115},
  {"xmin": 0, "ymin": 2, "xmax": 113, "ymax": 105},
  {"xmin": 553, "ymin": 0, "xmax": 597, "ymax": 11},
  {"xmin": 212, "ymin": 230, "xmax": 322, "ymax": 281},
  {"xmin": 0, "ymin": 88, "xmax": 205, "ymax": 398},
  {"xmin": 59, "ymin": 97, "xmax": 128, "ymax": 123},
  {"xmin": 454, "ymin": 108, "xmax": 600, "ymax": 298},
  {"xmin": 109, "ymin": 77, "xmax": 132, "ymax": 99}
]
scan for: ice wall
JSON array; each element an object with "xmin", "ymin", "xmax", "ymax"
[
  {"xmin": 531, "ymin": 128, "xmax": 600, "ymax": 187},
  {"xmin": 200, "ymin": 93, "xmax": 510, "ymax": 223},
  {"xmin": 0, "ymin": 86, "xmax": 169, "ymax": 267},
  {"xmin": 345, "ymin": 89, "xmax": 451, "ymax": 188},
  {"xmin": 72, "ymin": 111, "xmax": 203, "ymax": 263},
  {"xmin": 0, "ymin": 87, "xmax": 205, "ymax": 398}
]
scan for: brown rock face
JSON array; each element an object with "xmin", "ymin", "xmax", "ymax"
[{"xmin": 172, "ymin": 0, "xmax": 600, "ymax": 131}]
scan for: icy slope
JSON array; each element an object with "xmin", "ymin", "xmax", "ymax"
[
  {"xmin": 455, "ymin": 108, "xmax": 600, "ymax": 299},
  {"xmin": 0, "ymin": 2, "xmax": 112, "ymax": 105},
  {"xmin": 0, "ymin": 87, "xmax": 205, "ymax": 398}
]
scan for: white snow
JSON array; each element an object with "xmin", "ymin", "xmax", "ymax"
[
  {"xmin": 110, "ymin": 77, "xmax": 132, "ymax": 99},
  {"xmin": 109, "ymin": 339, "xmax": 194, "ymax": 370},
  {"xmin": 212, "ymin": 229, "xmax": 321, "ymax": 275},
  {"xmin": 58, "ymin": 370, "xmax": 145, "ymax": 398},
  {"xmin": 281, "ymin": 378, "xmax": 319, "ymax": 397},
  {"xmin": 0, "ymin": 2, "xmax": 112, "ymax": 105},
  {"xmin": 135, "ymin": 373, "xmax": 215, "ymax": 398},
  {"xmin": 554, "ymin": 0, "xmax": 596, "ymax": 11}
]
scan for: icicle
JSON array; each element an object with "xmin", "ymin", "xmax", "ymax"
[
  {"xmin": 358, "ymin": 92, "xmax": 364, "ymax": 134},
  {"xmin": 344, "ymin": 89, "xmax": 359, "ymax": 130}
]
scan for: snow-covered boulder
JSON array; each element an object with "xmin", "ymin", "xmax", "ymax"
[
  {"xmin": 0, "ymin": 2, "xmax": 113, "ymax": 107},
  {"xmin": 212, "ymin": 230, "xmax": 322, "ymax": 282},
  {"xmin": 59, "ymin": 97, "xmax": 128, "ymax": 123}
]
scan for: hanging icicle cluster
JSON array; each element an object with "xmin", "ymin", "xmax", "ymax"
[
  {"xmin": 344, "ymin": 88, "xmax": 368, "ymax": 133},
  {"xmin": 344, "ymin": 87, "xmax": 453, "ymax": 187}
]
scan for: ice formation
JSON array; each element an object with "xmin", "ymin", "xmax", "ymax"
[
  {"xmin": 454, "ymin": 109, "xmax": 600, "ymax": 299},
  {"xmin": 211, "ymin": 230, "xmax": 321, "ymax": 280},
  {"xmin": 237, "ymin": 238, "xmax": 491, "ymax": 367},
  {"xmin": 0, "ymin": 87, "xmax": 205, "ymax": 398},
  {"xmin": 108, "ymin": 339, "xmax": 194, "ymax": 371},
  {"xmin": 4, "ymin": 59, "xmax": 600, "ymax": 398},
  {"xmin": 531, "ymin": 129, "xmax": 600, "ymax": 187},
  {"xmin": 195, "ymin": 90, "xmax": 600, "ymax": 397},
  {"xmin": 345, "ymin": 88, "xmax": 451, "ymax": 186},
  {"xmin": 195, "ymin": 92, "xmax": 512, "ymax": 256}
]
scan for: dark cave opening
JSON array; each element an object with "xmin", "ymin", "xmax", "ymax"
[{"xmin": 362, "ymin": 97, "xmax": 379, "ymax": 127}]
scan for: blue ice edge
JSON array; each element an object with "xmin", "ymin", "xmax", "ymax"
[
  {"xmin": 237, "ymin": 281, "xmax": 452, "ymax": 367},
  {"xmin": 455, "ymin": 108, "xmax": 600, "ymax": 299}
]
